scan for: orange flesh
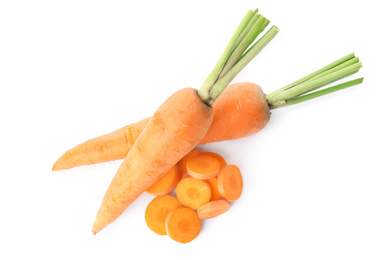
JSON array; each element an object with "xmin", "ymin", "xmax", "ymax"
[
  {"xmin": 147, "ymin": 165, "xmax": 181, "ymax": 196},
  {"xmin": 206, "ymin": 177, "xmax": 222, "ymax": 201},
  {"xmin": 217, "ymin": 165, "xmax": 243, "ymax": 201},
  {"xmin": 201, "ymin": 152, "xmax": 227, "ymax": 168},
  {"xmin": 145, "ymin": 195, "xmax": 182, "ymax": 235},
  {"xmin": 176, "ymin": 177, "xmax": 211, "ymax": 210},
  {"xmin": 165, "ymin": 207, "xmax": 201, "ymax": 243},
  {"xmin": 197, "ymin": 200, "xmax": 230, "ymax": 219},
  {"xmin": 177, "ymin": 149, "xmax": 202, "ymax": 178},
  {"xmin": 186, "ymin": 154, "xmax": 220, "ymax": 180}
]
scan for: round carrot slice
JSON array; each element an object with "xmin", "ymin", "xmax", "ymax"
[
  {"xmin": 201, "ymin": 152, "xmax": 227, "ymax": 168},
  {"xmin": 186, "ymin": 154, "xmax": 220, "ymax": 180},
  {"xmin": 145, "ymin": 195, "xmax": 182, "ymax": 235},
  {"xmin": 147, "ymin": 165, "xmax": 181, "ymax": 196},
  {"xmin": 206, "ymin": 177, "xmax": 222, "ymax": 201},
  {"xmin": 217, "ymin": 165, "xmax": 243, "ymax": 201},
  {"xmin": 165, "ymin": 207, "xmax": 201, "ymax": 243},
  {"xmin": 197, "ymin": 200, "xmax": 230, "ymax": 219},
  {"xmin": 176, "ymin": 177, "xmax": 211, "ymax": 210}
]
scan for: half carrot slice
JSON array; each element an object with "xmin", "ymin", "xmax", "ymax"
[
  {"xmin": 217, "ymin": 165, "xmax": 243, "ymax": 201},
  {"xmin": 145, "ymin": 195, "xmax": 182, "ymax": 235},
  {"xmin": 165, "ymin": 207, "xmax": 201, "ymax": 243},
  {"xmin": 186, "ymin": 154, "xmax": 220, "ymax": 180},
  {"xmin": 206, "ymin": 177, "xmax": 222, "ymax": 201},
  {"xmin": 197, "ymin": 200, "xmax": 230, "ymax": 219}
]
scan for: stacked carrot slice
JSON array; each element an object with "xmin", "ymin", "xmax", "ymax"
[{"xmin": 144, "ymin": 150, "xmax": 243, "ymax": 243}]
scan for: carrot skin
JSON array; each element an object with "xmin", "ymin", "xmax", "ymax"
[
  {"xmin": 52, "ymin": 117, "xmax": 150, "ymax": 171},
  {"xmin": 53, "ymin": 83, "xmax": 269, "ymax": 171},
  {"xmin": 92, "ymin": 88, "xmax": 213, "ymax": 234}
]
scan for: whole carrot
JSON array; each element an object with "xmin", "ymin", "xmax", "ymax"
[
  {"xmin": 92, "ymin": 9, "xmax": 279, "ymax": 234},
  {"xmin": 53, "ymin": 53, "xmax": 364, "ymax": 171}
]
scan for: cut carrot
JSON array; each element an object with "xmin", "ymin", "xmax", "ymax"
[
  {"xmin": 147, "ymin": 165, "xmax": 180, "ymax": 196},
  {"xmin": 201, "ymin": 152, "xmax": 227, "ymax": 168},
  {"xmin": 145, "ymin": 195, "xmax": 182, "ymax": 235},
  {"xmin": 177, "ymin": 149, "xmax": 202, "ymax": 178},
  {"xmin": 165, "ymin": 207, "xmax": 201, "ymax": 243},
  {"xmin": 186, "ymin": 154, "xmax": 220, "ymax": 180},
  {"xmin": 206, "ymin": 177, "xmax": 222, "ymax": 201},
  {"xmin": 197, "ymin": 200, "xmax": 230, "ymax": 219},
  {"xmin": 217, "ymin": 165, "xmax": 243, "ymax": 201},
  {"xmin": 176, "ymin": 177, "xmax": 211, "ymax": 210}
]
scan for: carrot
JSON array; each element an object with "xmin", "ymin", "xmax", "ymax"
[
  {"xmin": 201, "ymin": 152, "xmax": 227, "ymax": 168},
  {"xmin": 145, "ymin": 195, "xmax": 182, "ymax": 235},
  {"xmin": 146, "ymin": 165, "xmax": 180, "ymax": 196},
  {"xmin": 165, "ymin": 207, "xmax": 201, "ymax": 243},
  {"xmin": 197, "ymin": 200, "xmax": 230, "ymax": 219},
  {"xmin": 206, "ymin": 177, "xmax": 222, "ymax": 201},
  {"xmin": 217, "ymin": 165, "xmax": 243, "ymax": 201},
  {"xmin": 177, "ymin": 149, "xmax": 202, "ymax": 178},
  {"xmin": 92, "ymin": 10, "xmax": 279, "ymax": 234},
  {"xmin": 176, "ymin": 177, "xmax": 212, "ymax": 210},
  {"xmin": 53, "ymin": 53, "xmax": 364, "ymax": 171},
  {"xmin": 186, "ymin": 154, "xmax": 220, "ymax": 180}
]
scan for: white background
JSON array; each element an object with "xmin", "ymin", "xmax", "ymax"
[{"xmin": 1, "ymin": 0, "xmax": 389, "ymax": 259}]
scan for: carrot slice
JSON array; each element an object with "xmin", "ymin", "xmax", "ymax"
[
  {"xmin": 177, "ymin": 149, "xmax": 203, "ymax": 178},
  {"xmin": 217, "ymin": 165, "xmax": 243, "ymax": 201},
  {"xmin": 186, "ymin": 154, "xmax": 220, "ymax": 180},
  {"xmin": 197, "ymin": 200, "xmax": 230, "ymax": 219},
  {"xmin": 206, "ymin": 177, "xmax": 222, "ymax": 201},
  {"xmin": 201, "ymin": 152, "xmax": 227, "ymax": 168},
  {"xmin": 147, "ymin": 165, "xmax": 180, "ymax": 196},
  {"xmin": 176, "ymin": 177, "xmax": 211, "ymax": 210},
  {"xmin": 165, "ymin": 207, "xmax": 201, "ymax": 243},
  {"xmin": 145, "ymin": 195, "xmax": 182, "ymax": 235}
]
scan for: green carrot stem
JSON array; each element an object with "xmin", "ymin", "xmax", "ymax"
[
  {"xmin": 209, "ymin": 26, "xmax": 279, "ymax": 103},
  {"xmin": 266, "ymin": 53, "xmax": 356, "ymax": 103},
  {"xmin": 219, "ymin": 15, "xmax": 269, "ymax": 78},
  {"xmin": 305, "ymin": 57, "xmax": 359, "ymax": 84},
  {"xmin": 268, "ymin": 62, "xmax": 362, "ymax": 102},
  {"xmin": 198, "ymin": 9, "xmax": 258, "ymax": 102},
  {"xmin": 269, "ymin": 78, "xmax": 364, "ymax": 109},
  {"xmin": 231, "ymin": 11, "xmax": 260, "ymax": 52}
]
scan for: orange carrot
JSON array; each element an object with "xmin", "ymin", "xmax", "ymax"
[
  {"xmin": 186, "ymin": 154, "xmax": 220, "ymax": 180},
  {"xmin": 146, "ymin": 165, "xmax": 180, "ymax": 196},
  {"xmin": 91, "ymin": 9, "xmax": 279, "ymax": 234},
  {"xmin": 197, "ymin": 200, "xmax": 230, "ymax": 219},
  {"xmin": 177, "ymin": 149, "xmax": 202, "ymax": 178},
  {"xmin": 176, "ymin": 177, "xmax": 212, "ymax": 210},
  {"xmin": 54, "ymin": 53, "xmax": 364, "ymax": 171},
  {"xmin": 92, "ymin": 88, "xmax": 214, "ymax": 234},
  {"xmin": 217, "ymin": 165, "xmax": 243, "ymax": 201},
  {"xmin": 201, "ymin": 152, "xmax": 227, "ymax": 168},
  {"xmin": 206, "ymin": 177, "xmax": 222, "ymax": 201},
  {"xmin": 145, "ymin": 195, "xmax": 182, "ymax": 235},
  {"xmin": 52, "ymin": 83, "xmax": 268, "ymax": 171},
  {"xmin": 165, "ymin": 207, "xmax": 201, "ymax": 243}
]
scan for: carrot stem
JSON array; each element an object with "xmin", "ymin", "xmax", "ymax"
[
  {"xmin": 198, "ymin": 9, "xmax": 258, "ymax": 102},
  {"xmin": 269, "ymin": 78, "xmax": 364, "ymax": 109},
  {"xmin": 266, "ymin": 53, "xmax": 356, "ymax": 103},
  {"xmin": 269, "ymin": 61, "xmax": 362, "ymax": 102},
  {"xmin": 209, "ymin": 26, "xmax": 279, "ymax": 102},
  {"xmin": 198, "ymin": 9, "xmax": 278, "ymax": 105}
]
